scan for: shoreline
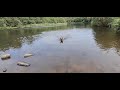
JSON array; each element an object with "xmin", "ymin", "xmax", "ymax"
[{"xmin": 0, "ymin": 23, "xmax": 68, "ymax": 30}]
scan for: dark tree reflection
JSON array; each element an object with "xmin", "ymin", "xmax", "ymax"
[
  {"xmin": 0, "ymin": 26, "xmax": 69, "ymax": 51},
  {"xmin": 92, "ymin": 27, "xmax": 120, "ymax": 55}
]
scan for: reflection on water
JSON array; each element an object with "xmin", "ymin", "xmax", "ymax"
[
  {"xmin": 52, "ymin": 60, "xmax": 103, "ymax": 73},
  {"xmin": 92, "ymin": 27, "xmax": 120, "ymax": 56},
  {"xmin": 0, "ymin": 25, "xmax": 69, "ymax": 51},
  {"xmin": 0, "ymin": 25, "xmax": 120, "ymax": 73}
]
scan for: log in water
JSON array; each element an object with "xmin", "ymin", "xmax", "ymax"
[
  {"xmin": 1, "ymin": 54, "xmax": 11, "ymax": 60},
  {"xmin": 24, "ymin": 54, "xmax": 33, "ymax": 58},
  {"xmin": 17, "ymin": 62, "xmax": 31, "ymax": 67}
]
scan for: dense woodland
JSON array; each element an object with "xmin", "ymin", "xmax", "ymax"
[{"xmin": 0, "ymin": 17, "xmax": 120, "ymax": 30}]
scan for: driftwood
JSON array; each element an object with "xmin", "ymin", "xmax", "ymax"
[
  {"xmin": 24, "ymin": 54, "xmax": 33, "ymax": 58},
  {"xmin": 17, "ymin": 61, "xmax": 30, "ymax": 67},
  {"xmin": 1, "ymin": 54, "xmax": 11, "ymax": 60}
]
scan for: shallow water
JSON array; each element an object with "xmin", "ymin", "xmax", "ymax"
[{"xmin": 0, "ymin": 25, "xmax": 120, "ymax": 73}]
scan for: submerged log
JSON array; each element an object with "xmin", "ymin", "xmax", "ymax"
[
  {"xmin": 1, "ymin": 54, "xmax": 11, "ymax": 60},
  {"xmin": 17, "ymin": 61, "xmax": 30, "ymax": 67},
  {"xmin": 24, "ymin": 54, "xmax": 33, "ymax": 58}
]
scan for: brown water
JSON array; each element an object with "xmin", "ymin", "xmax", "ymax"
[{"xmin": 0, "ymin": 25, "xmax": 120, "ymax": 73}]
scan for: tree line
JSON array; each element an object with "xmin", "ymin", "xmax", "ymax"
[
  {"xmin": 0, "ymin": 17, "xmax": 67, "ymax": 27},
  {"xmin": 0, "ymin": 17, "xmax": 120, "ymax": 30}
]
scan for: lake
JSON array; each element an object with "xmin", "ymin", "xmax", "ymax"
[{"xmin": 0, "ymin": 25, "xmax": 120, "ymax": 73}]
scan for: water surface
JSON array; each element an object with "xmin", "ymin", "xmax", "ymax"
[{"xmin": 0, "ymin": 25, "xmax": 120, "ymax": 73}]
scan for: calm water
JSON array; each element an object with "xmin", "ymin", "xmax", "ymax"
[{"xmin": 0, "ymin": 25, "xmax": 120, "ymax": 73}]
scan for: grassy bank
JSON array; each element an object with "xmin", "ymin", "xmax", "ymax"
[
  {"xmin": 0, "ymin": 23, "xmax": 68, "ymax": 30},
  {"xmin": 67, "ymin": 17, "xmax": 120, "ymax": 30},
  {"xmin": 0, "ymin": 27, "xmax": 18, "ymax": 30},
  {"xmin": 21, "ymin": 23, "xmax": 67, "ymax": 28},
  {"xmin": 0, "ymin": 17, "xmax": 67, "ymax": 30}
]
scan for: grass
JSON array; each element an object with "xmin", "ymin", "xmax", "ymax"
[
  {"xmin": 0, "ymin": 23, "xmax": 68, "ymax": 30},
  {"xmin": 0, "ymin": 27, "xmax": 18, "ymax": 30},
  {"xmin": 22, "ymin": 23, "xmax": 67, "ymax": 28}
]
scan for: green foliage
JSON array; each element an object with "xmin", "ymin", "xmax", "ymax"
[
  {"xmin": 91, "ymin": 17, "xmax": 113, "ymax": 27},
  {"xmin": 0, "ymin": 17, "xmax": 67, "ymax": 28},
  {"xmin": 0, "ymin": 19, "xmax": 6, "ymax": 27},
  {"xmin": 66, "ymin": 17, "xmax": 92, "ymax": 25},
  {"xmin": 111, "ymin": 18, "xmax": 120, "ymax": 30},
  {"xmin": 0, "ymin": 17, "xmax": 120, "ymax": 30}
]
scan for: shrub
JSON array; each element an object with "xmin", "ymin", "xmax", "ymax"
[
  {"xmin": 91, "ymin": 17, "xmax": 113, "ymax": 27},
  {"xmin": 0, "ymin": 19, "xmax": 6, "ymax": 27},
  {"xmin": 111, "ymin": 18, "xmax": 120, "ymax": 30}
]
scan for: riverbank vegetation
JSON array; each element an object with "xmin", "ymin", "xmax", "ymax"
[
  {"xmin": 0, "ymin": 17, "xmax": 120, "ymax": 30},
  {"xmin": 0, "ymin": 17, "xmax": 67, "ymax": 29},
  {"xmin": 66, "ymin": 17, "xmax": 120, "ymax": 30}
]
